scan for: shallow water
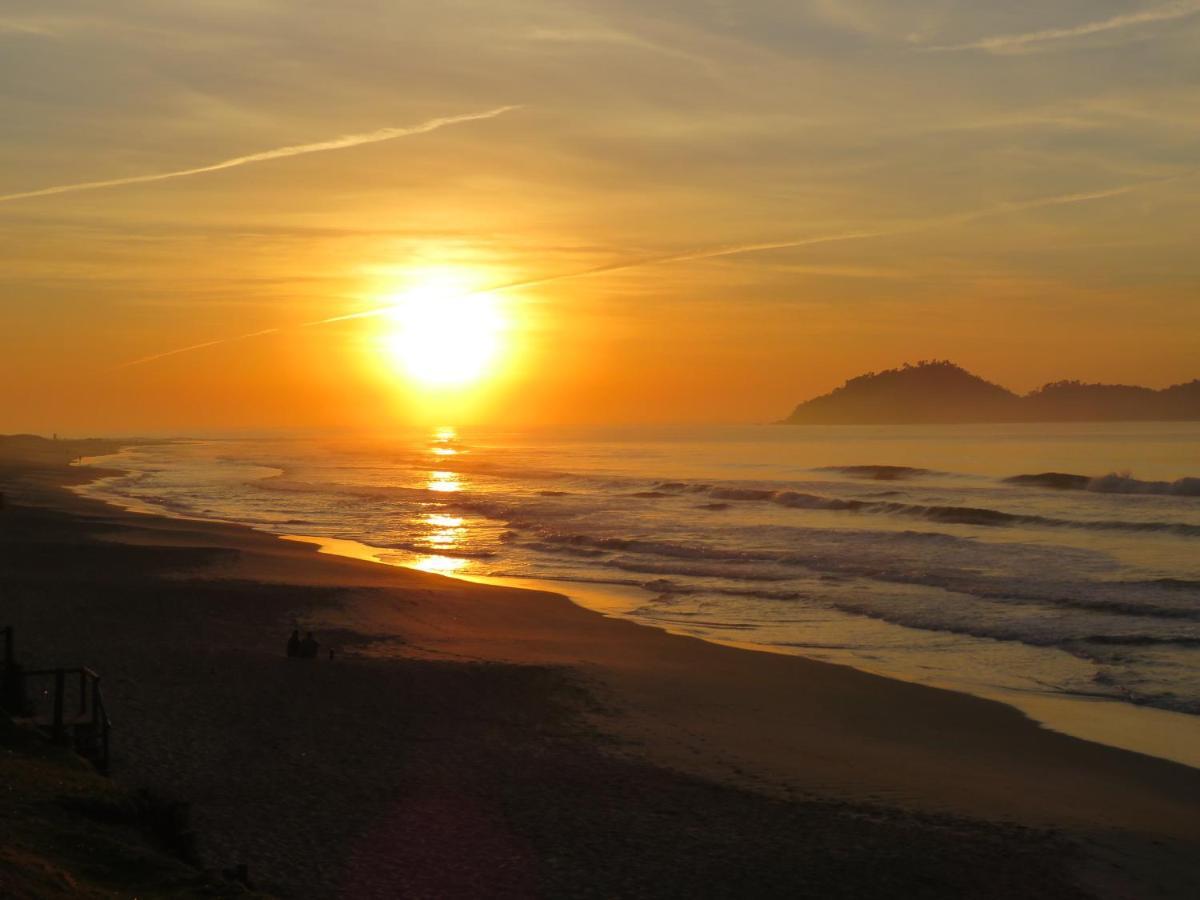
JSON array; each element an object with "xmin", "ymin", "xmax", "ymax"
[{"xmin": 79, "ymin": 423, "xmax": 1200, "ymax": 762}]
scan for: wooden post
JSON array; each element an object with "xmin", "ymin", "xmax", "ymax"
[
  {"xmin": 0, "ymin": 628, "xmax": 12, "ymax": 715},
  {"xmin": 95, "ymin": 678, "xmax": 110, "ymax": 775},
  {"xmin": 52, "ymin": 669, "xmax": 65, "ymax": 742},
  {"xmin": 79, "ymin": 670, "xmax": 87, "ymax": 716}
]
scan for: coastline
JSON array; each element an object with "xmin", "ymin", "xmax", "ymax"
[
  {"xmin": 72, "ymin": 435, "xmax": 1200, "ymax": 772},
  {"xmin": 70, "ymin": 456, "xmax": 1200, "ymax": 813},
  {"xmin": 283, "ymin": 532, "xmax": 1200, "ymax": 772},
  {"xmin": 5, "ymin": 453, "xmax": 1200, "ymax": 896}
]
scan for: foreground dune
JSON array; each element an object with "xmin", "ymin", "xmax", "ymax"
[{"xmin": 1, "ymin": 454, "xmax": 1197, "ymax": 898}]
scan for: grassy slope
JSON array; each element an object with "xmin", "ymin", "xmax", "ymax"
[{"xmin": 0, "ymin": 716, "xmax": 254, "ymax": 898}]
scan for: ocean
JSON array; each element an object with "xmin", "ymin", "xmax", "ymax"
[{"xmin": 79, "ymin": 423, "xmax": 1200, "ymax": 765}]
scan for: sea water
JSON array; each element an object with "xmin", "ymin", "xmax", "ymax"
[{"xmin": 78, "ymin": 423, "xmax": 1200, "ymax": 764}]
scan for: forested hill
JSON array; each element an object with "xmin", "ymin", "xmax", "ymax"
[{"xmin": 782, "ymin": 362, "xmax": 1200, "ymax": 424}]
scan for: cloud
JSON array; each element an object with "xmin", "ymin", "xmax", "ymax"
[
  {"xmin": 526, "ymin": 25, "xmax": 695, "ymax": 60},
  {"xmin": 0, "ymin": 20, "xmax": 55, "ymax": 36},
  {"xmin": 114, "ymin": 170, "xmax": 1190, "ymax": 370},
  {"xmin": 928, "ymin": 1, "xmax": 1200, "ymax": 53},
  {"xmin": 0, "ymin": 106, "xmax": 519, "ymax": 204}
]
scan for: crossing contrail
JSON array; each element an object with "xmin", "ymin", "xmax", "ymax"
[
  {"xmin": 113, "ymin": 171, "xmax": 1188, "ymax": 370},
  {"xmin": 0, "ymin": 106, "xmax": 519, "ymax": 204}
]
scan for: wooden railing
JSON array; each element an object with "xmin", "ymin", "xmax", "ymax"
[{"xmin": 1, "ymin": 627, "xmax": 112, "ymax": 774}]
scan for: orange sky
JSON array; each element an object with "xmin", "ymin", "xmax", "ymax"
[{"xmin": 1, "ymin": 1, "xmax": 1198, "ymax": 433}]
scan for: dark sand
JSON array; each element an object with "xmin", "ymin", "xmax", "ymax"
[{"xmin": 2, "ymin": 449, "xmax": 1198, "ymax": 898}]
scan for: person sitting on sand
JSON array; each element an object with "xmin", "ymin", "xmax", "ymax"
[
  {"xmin": 286, "ymin": 629, "xmax": 301, "ymax": 658},
  {"xmin": 299, "ymin": 631, "xmax": 319, "ymax": 659}
]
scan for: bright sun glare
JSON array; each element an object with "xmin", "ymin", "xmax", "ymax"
[{"xmin": 381, "ymin": 271, "xmax": 505, "ymax": 388}]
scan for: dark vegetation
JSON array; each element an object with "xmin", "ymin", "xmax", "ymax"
[
  {"xmin": 0, "ymin": 717, "xmax": 256, "ymax": 898},
  {"xmin": 783, "ymin": 361, "xmax": 1200, "ymax": 424}
]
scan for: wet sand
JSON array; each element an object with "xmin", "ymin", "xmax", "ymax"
[{"xmin": 2, "ymin": 452, "xmax": 1198, "ymax": 898}]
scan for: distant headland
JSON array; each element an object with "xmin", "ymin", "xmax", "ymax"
[{"xmin": 781, "ymin": 361, "xmax": 1200, "ymax": 425}]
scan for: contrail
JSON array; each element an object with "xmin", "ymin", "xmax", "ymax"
[
  {"xmin": 110, "ymin": 230, "xmax": 887, "ymax": 370},
  {"xmin": 0, "ymin": 106, "xmax": 519, "ymax": 204},
  {"xmin": 928, "ymin": 1, "xmax": 1200, "ymax": 53},
  {"xmin": 428, "ymin": 228, "xmax": 894, "ymax": 298},
  {"xmin": 113, "ymin": 172, "xmax": 1187, "ymax": 370},
  {"xmin": 117, "ymin": 328, "xmax": 285, "ymax": 370},
  {"xmin": 115, "ymin": 227, "xmax": 897, "ymax": 370}
]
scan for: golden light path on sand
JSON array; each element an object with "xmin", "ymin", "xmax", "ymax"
[{"xmin": 410, "ymin": 555, "xmax": 469, "ymax": 574}]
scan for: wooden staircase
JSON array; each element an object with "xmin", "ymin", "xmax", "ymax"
[{"xmin": 2, "ymin": 626, "xmax": 112, "ymax": 774}]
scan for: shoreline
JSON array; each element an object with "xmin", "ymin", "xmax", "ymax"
[
  {"xmin": 284, "ymin": 532, "xmax": 1200, "ymax": 771},
  {"xmin": 79, "ymin": 469, "xmax": 1200, "ymax": 774},
  {"xmin": 8, "ymin": 450, "xmax": 1200, "ymax": 895}
]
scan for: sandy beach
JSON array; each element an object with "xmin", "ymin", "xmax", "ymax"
[{"xmin": 2, "ymin": 447, "xmax": 1199, "ymax": 898}]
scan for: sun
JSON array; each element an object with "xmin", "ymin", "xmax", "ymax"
[{"xmin": 380, "ymin": 271, "xmax": 506, "ymax": 388}]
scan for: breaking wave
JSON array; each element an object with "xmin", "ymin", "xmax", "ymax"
[
  {"xmin": 1007, "ymin": 471, "xmax": 1200, "ymax": 496},
  {"xmin": 702, "ymin": 485, "xmax": 1200, "ymax": 536}
]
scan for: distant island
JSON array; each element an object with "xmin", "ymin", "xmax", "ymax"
[{"xmin": 782, "ymin": 361, "xmax": 1200, "ymax": 425}]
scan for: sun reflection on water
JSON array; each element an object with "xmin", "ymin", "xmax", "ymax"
[
  {"xmin": 415, "ymin": 428, "xmax": 470, "ymax": 573},
  {"xmin": 427, "ymin": 471, "xmax": 460, "ymax": 492},
  {"xmin": 425, "ymin": 513, "xmax": 465, "ymax": 548},
  {"xmin": 430, "ymin": 426, "xmax": 462, "ymax": 457}
]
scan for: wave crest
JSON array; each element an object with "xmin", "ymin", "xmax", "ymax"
[
  {"xmin": 1088, "ymin": 473, "xmax": 1200, "ymax": 496},
  {"xmin": 1007, "ymin": 470, "xmax": 1200, "ymax": 496}
]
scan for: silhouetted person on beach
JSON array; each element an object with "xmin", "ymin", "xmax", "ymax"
[
  {"xmin": 300, "ymin": 631, "xmax": 319, "ymax": 659},
  {"xmin": 286, "ymin": 629, "xmax": 301, "ymax": 658}
]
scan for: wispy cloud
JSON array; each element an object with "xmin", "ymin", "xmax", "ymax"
[
  {"xmin": 527, "ymin": 25, "xmax": 696, "ymax": 61},
  {"xmin": 0, "ymin": 106, "xmax": 519, "ymax": 204},
  {"xmin": 114, "ymin": 171, "xmax": 1190, "ymax": 370},
  {"xmin": 927, "ymin": 1, "xmax": 1200, "ymax": 53},
  {"xmin": 0, "ymin": 20, "xmax": 55, "ymax": 36},
  {"xmin": 520, "ymin": 19, "xmax": 714, "ymax": 71}
]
